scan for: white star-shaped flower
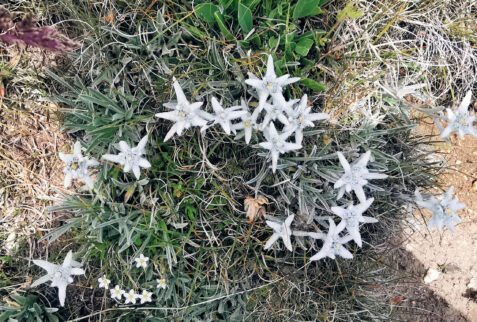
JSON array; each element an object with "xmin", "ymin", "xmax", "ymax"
[
  {"xmin": 210, "ymin": 97, "xmax": 247, "ymax": 135},
  {"xmin": 59, "ymin": 141, "xmax": 99, "ymax": 189},
  {"xmin": 139, "ymin": 290, "xmax": 153, "ymax": 304},
  {"xmin": 134, "ymin": 254, "xmax": 149, "ymax": 268},
  {"xmin": 260, "ymin": 97, "xmax": 297, "ymax": 130},
  {"xmin": 264, "ymin": 214, "xmax": 295, "ymax": 251},
  {"xmin": 124, "ymin": 289, "xmax": 138, "ymax": 304},
  {"xmin": 259, "ymin": 122, "xmax": 302, "ymax": 173},
  {"xmin": 102, "ymin": 135, "xmax": 151, "ymax": 180},
  {"xmin": 441, "ymin": 90, "xmax": 477, "ymax": 138},
  {"xmin": 157, "ymin": 278, "xmax": 167, "ymax": 289},
  {"xmin": 334, "ymin": 151, "xmax": 388, "ymax": 203},
  {"xmin": 309, "ymin": 219, "xmax": 353, "ymax": 261},
  {"xmin": 110, "ymin": 285, "xmax": 125, "ymax": 300},
  {"xmin": 245, "ymin": 55, "xmax": 300, "ymax": 109},
  {"xmin": 415, "ymin": 186, "xmax": 465, "ymax": 233},
  {"xmin": 283, "ymin": 94, "xmax": 330, "ymax": 145},
  {"xmin": 31, "ymin": 251, "xmax": 85, "ymax": 306},
  {"xmin": 97, "ymin": 275, "xmax": 111, "ymax": 289},
  {"xmin": 155, "ymin": 78, "xmax": 209, "ymax": 141},
  {"xmin": 330, "ymin": 198, "xmax": 377, "ymax": 247},
  {"xmin": 232, "ymin": 100, "xmax": 261, "ymax": 144}
]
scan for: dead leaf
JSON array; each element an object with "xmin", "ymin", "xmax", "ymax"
[
  {"xmin": 390, "ymin": 296, "xmax": 404, "ymax": 304},
  {"xmin": 244, "ymin": 195, "xmax": 269, "ymax": 223},
  {"xmin": 472, "ymin": 179, "xmax": 477, "ymax": 192},
  {"xmin": 102, "ymin": 10, "xmax": 114, "ymax": 24}
]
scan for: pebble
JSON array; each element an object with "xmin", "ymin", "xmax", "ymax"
[
  {"xmin": 467, "ymin": 278, "xmax": 477, "ymax": 289},
  {"xmin": 424, "ymin": 268, "xmax": 440, "ymax": 284},
  {"xmin": 456, "ymin": 160, "xmax": 462, "ymax": 165}
]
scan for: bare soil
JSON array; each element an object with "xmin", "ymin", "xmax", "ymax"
[{"xmin": 389, "ymin": 115, "xmax": 477, "ymax": 321}]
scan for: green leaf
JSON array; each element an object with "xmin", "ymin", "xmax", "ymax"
[
  {"xmin": 195, "ymin": 3, "xmax": 219, "ymax": 23},
  {"xmin": 293, "ymin": 0, "xmax": 323, "ymax": 20},
  {"xmin": 295, "ymin": 38, "xmax": 314, "ymax": 56},
  {"xmin": 301, "ymin": 78, "xmax": 326, "ymax": 91},
  {"xmin": 337, "ymin": 2, "xmax": 363, "ymax": 22},
  {"xmin": 214, "ymin": 12, "xmax": 235, "ymax": 41},
  {"xmin": 268, "ymin": 36, "xmax": 278, "ymax": 49},
  {"xmin": 238, "ymin": 3, "xmax": 253, "ymax": 34}
]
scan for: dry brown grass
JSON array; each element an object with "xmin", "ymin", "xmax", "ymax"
[{"xmin": 0, "ymin": 45, "xmax": 72, "ymax": 253}]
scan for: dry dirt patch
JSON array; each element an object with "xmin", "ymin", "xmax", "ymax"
[{"xmin": 398, "ymin": 118, "xmax": 477, "ymax": 321}]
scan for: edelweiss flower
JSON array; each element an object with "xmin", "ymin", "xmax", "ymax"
[
  {"xmin": 124, "ymin": 289, "xmax": 138, "ymax": 304},
  {"xmin": 110, "ymin": 285, "xmax": 125, "ymax": 300},
  {"xmin": 415, "ymin": 186, "xmax": 465, "ymax": 233},
  {"xmin": 263, "ymin": 214, "xmax": 294, "ymax": 251},
  {"xmin": 283, "ymin": 94, "xmax": 330, "ymax": 145},
  {"xmin": 155, "ymin": 78, "xmax": 209, "ymax": 141},
  {"xmin": 441, "ymin": 90, "xmax": 477, "ymax": 138},
  {"xmin": 97, "ymin": 275, "xmax": 111, "ymax": 289},
  {"xmin": 259, "ymin": 122, "xmax": 302, "ymax": 173},
  {"xmin": 331, "ymin": 198, "xmax": 377, "ymax": 247},
  {"xmin": 157, "ymin": 278, "xmax": 167, "ymax": 289},
  {"xmin": 232, "ymin": 100, "xmax": 261, "ymax": 144},
  {"xmin": 245, "ymin": 55, "xmax": 300, "ymax": 109},
  {"xmin": 309, "ymin": 219, "xmax": 353, "ymax": 261},
  {"xmin": 260, "ymin": 97, "xmax": 297, "ymax": 130},
  {"xmin": 210, "ymin": 97, "xmax": 247, "ymax": 135},
  {"xmin": 334, "ymin": 151, "xmax": 388, "ymax": 203},
  {"xmin": 102, "ymin": 135, "xmax": 151, "ymax": 180},
  {"xmin": 31, "ymin": 251, "xmax": 85, "ymax": 306},
  {"xmin": 59, "ymin": 141, "xmax": 99, "ymax": 189},
  {"xmin": 139, "ymin": 290, "xmax": 152, "ymax": 304},
  {"xmin": 134, "ymin": 254, "xmax": 149, "ymax": 268}
]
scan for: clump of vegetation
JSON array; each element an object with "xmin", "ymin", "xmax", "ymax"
[{"xmin": 1, "ymin": 0, "xmax": 475, "ymax": 320}]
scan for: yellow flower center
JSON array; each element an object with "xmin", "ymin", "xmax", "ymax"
[
  {"xmin": 459, "ymin": 120, "xmax": 467, "ymax": 126},
  {"xmin": 71, "ymin": 162, "xmax": 79, "ymax": 170},
  {"xmin": 334, "ymin": 244, "xmax": 340, "ymax": 249},
  {"xmin": 266, "ymin": 83, "xmax": 274, "ymax": 89},
  {"xmin": 445, "ymin": 208, "xmax": 453, "ymax": 216},
  {"xmin": 179, "ymin": 111, "xmax": 186, "ymax": 118},
  {"xmin": 244, "ymin": 121, "xmax": 251, "ymax": 127},
  {"xmin": 298, "ymin": 116, "xmax": 305, "ymax": 122}
]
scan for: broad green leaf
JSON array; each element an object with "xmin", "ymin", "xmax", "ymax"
[
  {"xmin": 214, "ymin": 12, "xmax": 235, "ymax": 40},
  {"xmin": 295, "ymin": 38, "xmax": 314, "ymax": 56},
  {"xmin": 238, "ymin": 3, "xmax": 253, "ymax": 34},
  {"xmin": 301, "ymin": 78, "xmax": 326, "ymax": 91},
  {"xmin": 293, "ymin": 0, "xmax": 323, "ymax": 20},
  {"xmin": 195, "ymin": 3, "xmax": 219, "ymax": 23}
]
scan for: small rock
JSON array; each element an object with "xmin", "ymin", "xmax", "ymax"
[
  {"xmin": 467, "ymin": 278, "xmax": 477, "ymax": 289},
  {"xmin": 424, "ymin": 268, "xmax": 440, "ymax": 284},
  {"xmin": 456, "ymin": 160, "xmax": 462, "ymax": 165}
]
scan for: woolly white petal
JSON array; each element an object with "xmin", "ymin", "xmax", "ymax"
[{"xmin": 102, "ymin": 154, "xmax": 124, "ymax": 164}]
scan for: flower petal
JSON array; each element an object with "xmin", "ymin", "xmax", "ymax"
[
  {"xmin": 102, "ymin": 154, "xmax": 124, "ymax": 164},
  {"xmin": 138, "ymin": 158, "xmax": 151, "ymax": 169},
  {"xmin": 337, "ymin": 152, "xmax": 351, "ymax": 172},
  {"xmin": 132, "ymin": 166, "xmax": 141, "ymax": 180}
]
